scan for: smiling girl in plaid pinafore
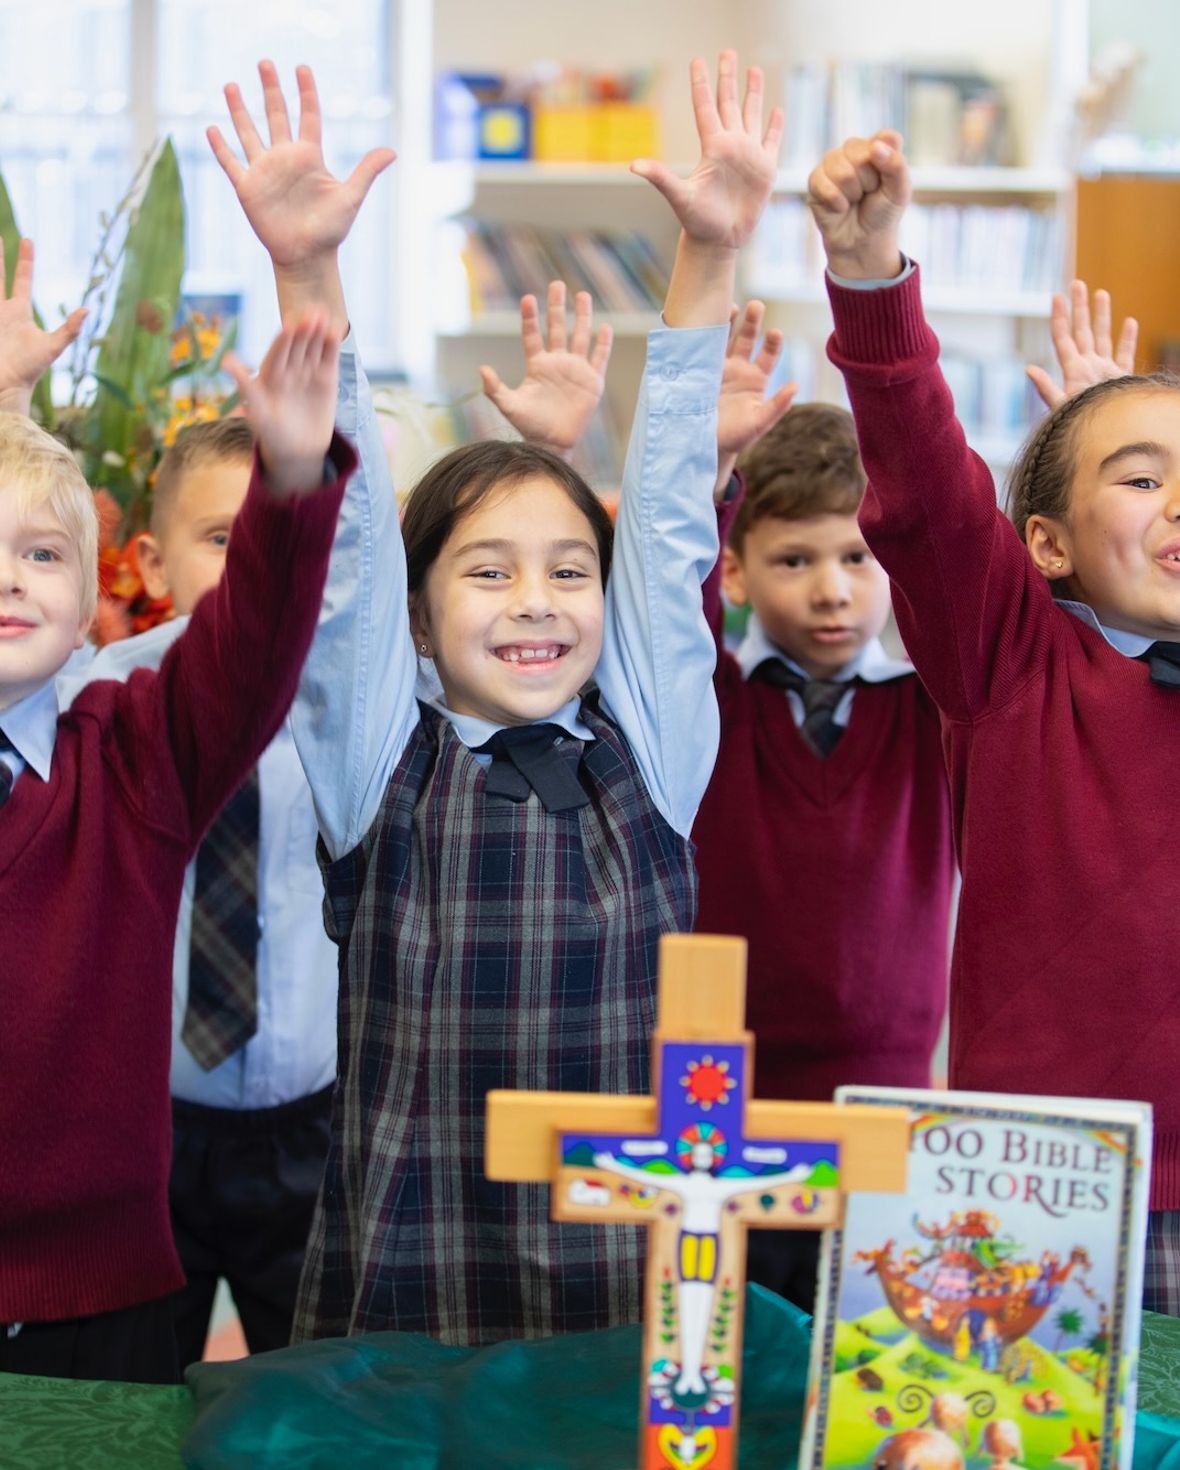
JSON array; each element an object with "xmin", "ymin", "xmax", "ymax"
[{"xmin": 269, "ymin": 54, "xmax": 785, "ymax": 1347}]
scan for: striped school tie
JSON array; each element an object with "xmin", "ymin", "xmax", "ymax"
[
  {"xmin": 181, "ymin": 768, "xmax": 261, "ymax": 1070},
  {"xmin": 1143, "ymin": 641, "xmax": 1180, "ymax": 689},
  {"xmin": 750, "ymin": 658, "xmax": 855, "ymax": 757},
  {"xmin": 0, "ymin": 730, "xmax": 13, "ymax": 809}
]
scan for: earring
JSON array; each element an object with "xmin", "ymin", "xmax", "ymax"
[
  {"xmin": 420, "ymin": 643, "xmax": 429, "ymax": 655},
  {"xmin": 1052, "ymin": 558, "xmax": 1065, "ymax": 570}
]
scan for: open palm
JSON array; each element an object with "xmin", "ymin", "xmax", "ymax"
[
  {"xmin": 207, "ymin": 61, "xmax": 394, "ymax": 269},
  {"xmin": 0, "ymin": 239, "xmax": 85, "ymax": 408},
  {"xmin": 632, "ymin": 53, "xmax": 782, "ymax": 250},
  {"xmin": 481, "ymin": 282, "xmax": 613, "ymax": 454},
  {"xmin": 1027, "ymin": 280, "xmax": 1138, "ymax": 411},
  {"xmin": 225, "ymin": 311, "xmax": 339, "ymax": 495}
]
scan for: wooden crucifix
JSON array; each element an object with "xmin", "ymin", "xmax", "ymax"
[{"xmin": 485, "ymin": 934, "xmax": 911, "ymax": 1470}]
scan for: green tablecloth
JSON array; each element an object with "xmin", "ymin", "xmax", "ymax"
[{"xmin": 1, "ymin": 1295, "xmax": 1177, "ymax": 1469}]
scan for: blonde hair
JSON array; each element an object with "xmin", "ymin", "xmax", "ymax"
[{"xmin": 0, "ymin": 412, "xmax": 98, "ymax": 621}]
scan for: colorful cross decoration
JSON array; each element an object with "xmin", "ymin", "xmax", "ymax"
[{"xmin": 485, "ymin": 934, "xmax": 911, "ymax": 1469}]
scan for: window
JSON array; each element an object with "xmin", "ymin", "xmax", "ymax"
[{"xmin": 1, "ymin": 0, "xmax": 399, "ymax": 371}]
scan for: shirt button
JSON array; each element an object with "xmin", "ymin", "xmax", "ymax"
[{"xmin": 663, "ymin": 364, "xmax": 679, "ymax": 380}]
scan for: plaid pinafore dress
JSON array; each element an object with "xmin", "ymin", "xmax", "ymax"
[{"xmin": 292, "ymin": 702, "xmax": 695, "ymax": 1345}]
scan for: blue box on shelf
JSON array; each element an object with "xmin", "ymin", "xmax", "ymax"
[{"xmin": 435, "ymin": 72, "xmax": 530, "ymax": 161}]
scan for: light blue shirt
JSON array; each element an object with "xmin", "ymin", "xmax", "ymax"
[
  {"xmin": 292, "ymin": 324, "xmax": 727, "ymax": 857},
  {"xmin": 56, "ymin": 616, "xmax": 337, "ymax": 1109},
  {"xmin": 735, "ymin": 614, "xmax": 915, "ymax": 728}
]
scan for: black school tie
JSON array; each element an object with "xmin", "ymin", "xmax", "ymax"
[
  {"xmin": 0, "ymin": 730, "xmax": 13, "ymax": 809},
  {"xmin": 1142, "ymin": 641, "xmax": 1180, "ymax": 689},
  {"xmin": 182, "ymin": 768, "xmax": 261, "ymax": 1070},
  {"xmin": 475, "ymin": 724, "xmax": 591, "ymax": 813},
  {"xmin": 750, "ymin": 658, "xmax": 853, "ymax": 757}
]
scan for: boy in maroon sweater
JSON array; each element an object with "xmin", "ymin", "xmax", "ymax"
[
  {"xmin": 808, "ymin": 130, "xmax": 1180, "ymax": 1313},
  {"xmin": 0, "ymin": 243, "xmax": 355, "ymax": 1381},
  {"xmin": 693, "ymin": 314, "xmax": 955, "ymax": 1312}
]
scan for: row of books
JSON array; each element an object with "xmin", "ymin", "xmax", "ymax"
[
  {"xmin": 459, "ymin": 220, "xmax": 668, "ymax": 316},
  {"xmin": 783, "ymin": 61, "xmax": 1011, "ymax": 168},
  {"xmin": 769, "ymin": 337, "xmax": 1040, "ymax": 452},
  {"xmin": 750, "ymin": 197, "xmax": 1065, "ymax": 299}
]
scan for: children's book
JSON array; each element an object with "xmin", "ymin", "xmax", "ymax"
[{"xmin": 801, "ymin": 1087, "xmax": 1152, "ymax": 1470}]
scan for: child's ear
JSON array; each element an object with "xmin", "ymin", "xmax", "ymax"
[
  {"xmin": 1025, "ymin": 515, "xmax": 1074, "ymax": 583},
  {"xmin": 137, "ymin": 532, "xmax": 171, "ymax": 601},
  {"xmin": 720, "ymin": 545, "xmax": 750, "ymax": 607},
  {"xmin": 408, "ymin": 597, "xmax": 432, "ymax": 658}
]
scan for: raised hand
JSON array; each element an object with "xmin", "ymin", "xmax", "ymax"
[
  {"xmin": 807, "ymin": 130, "xmax": 911, "ymax": 281},
  {"xmin": 715, "ymin": 300, "xmax": 797, "ymax": 495},
  {"xmin": 1026, "ymin": 280, "xmax": 1138, "ymax": 411},
  {"xmin": 207, "ymin": 61, "xmax": 395, "ymax": 332},
  {"xmin": 633, "ymin": 53, "xmax": 782, "ymax": 251},
  {"xmin": 480, "ymin": 282, "xmax": 613, "ymax": 456},
  {"xmin": 0, "ymin": 239, "xmax": 86, "ymax": 415},
  {"xmin": 224, "ymin": 312, "xmax": 339, "ymax": 497}
]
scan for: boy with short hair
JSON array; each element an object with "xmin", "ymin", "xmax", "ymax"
[
  {"xmin": 0, "ymin": 243, "xmax": 354, "ymax": 1383},
  {"xmin": 693, "ymin": 362, "xmax": 955, "ymax": 1312},
  {"xmin": 58, "ymin": 412, "xmax": 340, "ymax": 1371}
]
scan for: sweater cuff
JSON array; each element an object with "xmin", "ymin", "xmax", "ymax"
[{"xmin": 824, "ymin": 263, "xmax": 939, "ymax": 377}]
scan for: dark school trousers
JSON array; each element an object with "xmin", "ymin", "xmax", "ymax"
[
  {"xmin": 746, "ymin": 1227, "xmax": 822, "ymax": 1317},
  {"xmin": 168, "ymin": 1084, "xmax": 333, "ymax": 1370},
  {"xmin": 0, "ymin": 1297, "xmax": 179, "ymax": 1384}
]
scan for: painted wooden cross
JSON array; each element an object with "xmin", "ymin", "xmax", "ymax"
[{"xmin": 485, "ymin": 934, "xmax": 910, "ymax": 1470}]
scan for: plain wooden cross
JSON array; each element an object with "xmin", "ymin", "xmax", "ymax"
[{"xmin": 486, "ymin": 934, "xmax": 910, "ymax": 1470}]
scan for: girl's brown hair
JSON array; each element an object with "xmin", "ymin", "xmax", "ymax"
[
  {"xmin": 1006, "ymin": 373, "xmax": 1180, "ymax": 585},
  {"xmin": 401, "ymin": 440, "xmax": 614, "ymax": 597}
]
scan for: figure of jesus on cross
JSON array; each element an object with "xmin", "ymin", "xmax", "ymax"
[{"xmin": 486, "ymin": 935, "xmax": 910, "ymax": 1470}]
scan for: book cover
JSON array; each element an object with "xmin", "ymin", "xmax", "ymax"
[{"xmin": 801, "ymin": 1088, "xmax": 1152, "ymax": 1470}]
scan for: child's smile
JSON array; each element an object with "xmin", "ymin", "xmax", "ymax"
[
  {"xmin": 0, "ymin": 497, "xmax": 90, "ymax": 710},
  {"xmin": 1055, "ymin": 388, "xmax": 1180, "ymax": 640},
  {"xmin": 415, "ymin": 475, "xmax": 605, "ymax": 727}
]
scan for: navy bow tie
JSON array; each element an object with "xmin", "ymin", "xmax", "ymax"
[
  {"xmin": 1143, "ymin": 641, "xmax": 1180, "ymax": 688},
  {"xmin": 476, "ymin": 723, "xmax": 591, "ymax": 813}
]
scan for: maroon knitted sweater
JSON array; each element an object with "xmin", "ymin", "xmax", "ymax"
[
  {"xmin": 0, "ymin": 440, "xmax": 353, "ymax": 1322},
  {"xmin": 828, "ymin": 266, "xmax": 1180, "ymax": 1210},
  {"xmin": 692, "ymin": 487, "xmax": 954, "ymax": 1104}
]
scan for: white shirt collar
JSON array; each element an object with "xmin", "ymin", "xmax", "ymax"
[
  {"xmin": 1058, "ymin": 600, "xmax": 1156, "ymax": 656},
  {"xmin": 735, "ymin": 614, "xmax": 914, "ymax": 684},
  {"xmin": 0, "ymin": 677, "xmax": 61, "ymax": 781},
  {"xmin": 427, "ymin": 694, "xmax": 595, "ymax": 749}
]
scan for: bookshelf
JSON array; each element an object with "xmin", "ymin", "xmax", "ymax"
[{"xmin": 398, "ymin": 0, "xmax": 1089, "ymax": 487}]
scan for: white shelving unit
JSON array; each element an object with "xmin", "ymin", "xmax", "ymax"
[{"xmin": 395, "ymin": 0, "xmax": 1089, "ymax": 483}]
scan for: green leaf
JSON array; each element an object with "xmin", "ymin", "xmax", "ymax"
[
  {"xmin": 92, "ymin": 373, "xmax": 136, "ymax": 410},
  {"xmin": 0, "ymin": 168, "xmax": 55, "ymax": 428},
  {"xmin": 92, "ymin": 140, "xmax": 185, "ymax": 477}
]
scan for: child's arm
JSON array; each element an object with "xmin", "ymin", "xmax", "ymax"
[
  {"xmin": 595, "ymin": 53, "xmax": 782, "ymax": 835},
  {"xmin": 808, "ymin": 132, "xmax": 1055, "ymax": 720},
  {"xmin": 701, "ymin": 304, "xmax": 795, "ymax": 644},
  {"xmin": 208, "ymin": 62, "xmax": 409, "ymax": 858},
  {"xmin": 1026, "ymin": 279, "xmax": 1138, "ymax": 410},
  {"xmin": 0, "ymin": 238, "xmax": 86, "ymax": 416},
  {"xmin": 479, "ymin": 281, "xmax": 613, "ymax": 456},
  {"xmin": 714, "ymin": 300, "xmax": 796, "ymax": 497},
  {"xmin": 114, "ymin": 314, "xmax": 353, "ymax": 840}
]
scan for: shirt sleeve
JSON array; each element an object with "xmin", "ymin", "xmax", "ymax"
[
  {"xmin": 594, "ymin": 325, "xmax": 726, "ymax": 837},
  {"xmin": 825, "ymin": 266, "xmax": 1054, "ymax": 721},
  {"xmin": 288, "ymin": 336, "xmax": 421, "ymax": 861},
  {"xmin": 97, "ymin": 440, "xmax": 352, "ymax": 848}
]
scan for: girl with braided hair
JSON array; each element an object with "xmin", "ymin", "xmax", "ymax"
[{"xmin": 806, "ymin": 129, "xmax": 1180, "ymax": 1316}]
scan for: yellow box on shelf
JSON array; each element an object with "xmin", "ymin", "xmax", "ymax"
[{"xmin": 532, "ymin": 102, "xmax": 659, "ymax": 163}]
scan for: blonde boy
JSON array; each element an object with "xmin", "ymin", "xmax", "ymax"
[{"xmin": 0, "ymin": 248, "xmax": 352, "ymax": 1383}]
